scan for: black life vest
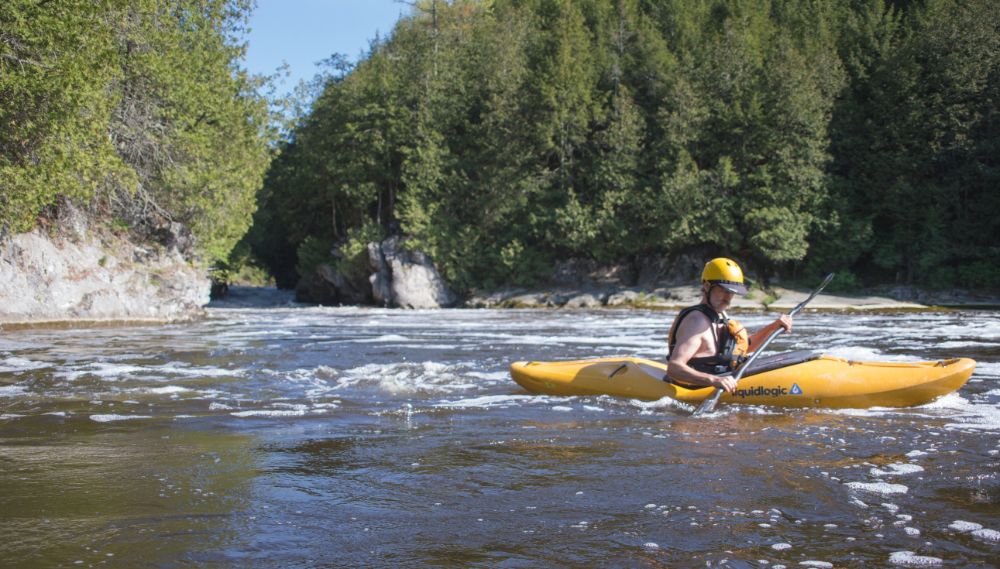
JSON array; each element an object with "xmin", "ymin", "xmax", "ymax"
[{"xmin": 666, "ymin": 303, "xmax": 749, "ymax": 377}]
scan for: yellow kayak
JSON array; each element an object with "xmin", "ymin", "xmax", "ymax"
[{"xmin": 509, "ymin": 351, "xmax": 976, "ymax": 408}]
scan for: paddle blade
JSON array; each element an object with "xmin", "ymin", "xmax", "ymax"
[{"xmin": 692, "ymin": 388, "xmax": 722, "ymax": 416}]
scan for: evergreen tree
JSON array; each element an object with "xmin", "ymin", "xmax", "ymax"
[{"xmin": 1, "ymin": 0, "xmax": 272, "ymax": 264}]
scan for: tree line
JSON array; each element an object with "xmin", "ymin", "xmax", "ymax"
[
  {"xmin": 1, "ymin": 0, "xmax": 271, "ymax": 263},
  {"xmin": 247, "ymin": 0, "xmax": 999, "ymax": 293},
  {"xmin": 3, "ymin": 0, "xmax": 996, "ymax": 295}
]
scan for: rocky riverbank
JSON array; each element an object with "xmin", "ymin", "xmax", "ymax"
[
  {"xmin": 3, "ymin": 219, "xmax": 995, "ymax": 330},
  {"xmin": 294, "ymin": 240, "xmax": 998, "ymax": 312},
  {"xmin": 463, "ymin": 284, "xmax": 1000, "ymax": 311},
  {"xmin": 0, "ymin": 209, "xmax": 209, "ymax": 328}
]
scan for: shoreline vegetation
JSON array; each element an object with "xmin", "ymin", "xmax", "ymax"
[
  {"xmin": 191, "ymin": 284, "xmax": 1000, "ymax": 313},
  {"xmin": 3, "ymin": 282, "xmax": 996, "ymax": 331},
  {"xmin": 3, "ymin": 1, "xmax": 999, "ymax": 327},
  {"xmin": 245, "ymin": 0, "xmax": 1000, "ymax": 299}
]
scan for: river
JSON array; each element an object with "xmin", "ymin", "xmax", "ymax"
[{"xmin": 1, "ymin": 292, "xmax": 998, "ymax": 568}]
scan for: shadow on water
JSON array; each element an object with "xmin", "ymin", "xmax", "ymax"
[{"xmin": 0, "ymin": 421, "xmax": 258, "ymax": 569}]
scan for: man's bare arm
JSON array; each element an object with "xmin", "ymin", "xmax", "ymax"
[{"xmin": 748, "ymin": 314, "xmax": 793, "ymax": 352}]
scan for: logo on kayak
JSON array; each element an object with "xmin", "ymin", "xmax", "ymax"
[{"xmin": 734, "ymin": 384, "xmax": 802, "ymax": 398}]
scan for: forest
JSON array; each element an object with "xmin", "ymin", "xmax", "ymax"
[
  {"xmin": 247, "ymin": 0, "xmax": 999, "ymax": 293},
  {"xmin": 3, "ymin": 0, "xmax": 998, "ymax": 295}
]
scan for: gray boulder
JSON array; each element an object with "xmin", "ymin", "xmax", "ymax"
[
  {"xmin": 368, "ymin": 236, "xmax": 455, "ymax": 309},
  {"xmin": 368, "ymin": 241, "xmax": 392, "ymax": 307},
  {"xmin": 564, "ymin": 293, "xmax": 603, "ymax": 308}
]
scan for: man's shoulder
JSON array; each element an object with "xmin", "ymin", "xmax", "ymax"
[{"xmin": 676, "ymin": 305, "xmax": 712, "ymax": 332}]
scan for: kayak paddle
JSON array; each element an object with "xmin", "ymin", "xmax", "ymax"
[{"xmin": 691, "ymin": 272, "xmax": 836, "ymax": 416}]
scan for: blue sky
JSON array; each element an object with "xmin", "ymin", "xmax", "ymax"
[{"xmin": 243, "ymin": 1, "xmax": 409, "ymax": 91}]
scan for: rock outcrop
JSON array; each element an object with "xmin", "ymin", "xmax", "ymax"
[
  {"xmin": 297, "ymin": 236, "xmax": 456, "ymax": 309},
  {"xmin": 0, "ymin": 226, "xmax": 209, "ymax": 325},
  {"xmin": 368, "ymin": 236, "xmax": 456, "ymax": 309}
]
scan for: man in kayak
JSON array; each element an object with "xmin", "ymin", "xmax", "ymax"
[{"xmin": 666, "ymin": 258, "xmax": 792, "ymax": 393}]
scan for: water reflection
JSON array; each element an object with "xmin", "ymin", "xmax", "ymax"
[{"xmin": 0, "ymin": 422, "xmax": 256, "ymax": 568}]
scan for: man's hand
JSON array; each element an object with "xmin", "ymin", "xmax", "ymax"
[
  {"xmin": 776, "ymin": 314, "xmax": 793, "ymax": 333},
  {"xmin": 713, "ymin": 374, "xmax": 738, "ymax": 393}
]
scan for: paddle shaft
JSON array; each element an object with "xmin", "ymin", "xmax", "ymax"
[{"xmin": 691, "ymin": 273, "xmax": 835, "ymax": 416}]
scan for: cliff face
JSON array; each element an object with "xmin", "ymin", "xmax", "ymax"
[{"xmin": 0, "ymin": 224, "xmax": 209, "ymax": 326}]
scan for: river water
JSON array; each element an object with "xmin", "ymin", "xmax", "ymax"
[{"xmin": 1, "ymin": 291, "xmax": 998, "ymax": 568}]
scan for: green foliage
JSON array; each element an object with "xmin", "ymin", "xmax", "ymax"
[
  {"xmin": 248, "ymin": 0, "xmax": 999, "ymax": 293},
  {"xmin": 0, "ymin": 0, "xmax": 128, "ymax": 232},
  {"xmin": 334, "ymin": 222, "xmax": 386, "ymax": 284},
  {"xmin": 214, "ymin": 240, "xmax": 274, "ymax": 286},
  {"xmin": 295, "ymin": 236, "xmax": 334, "ymax": 281},
  {"xmin": 825, "ymin": 271, "xmax": 862, "ymax": 293},
  {"xmin": 0, "ymin": 0, "xmax": 272, "ymax": 264}
]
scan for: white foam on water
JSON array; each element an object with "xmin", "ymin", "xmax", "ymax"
[
  {"xmin": 771, "ymin": 543, "xmax": 792, "ymax": 551},
  {"xmin": 823, "ymin": 346, "xmax": 891, "ymax": 361},
  {"xmin": 90, "ymin": 414, "xmax": 153, "ymax": 422},
  {"xmin": 823, "ymin": 391, "xmax": 992, "ymax": 422},
  {"xmin": 0, "ymin": 384, "xmax": 28, "ymax": 398},
  {"xmin": 917, "ymin": 392, "xmax": 970, "ymax": 410},
  {"xmin": 230, "ymin": 409, "xmax": 307, "ymax": 417},
  {"xmin": 146, "ymin": 386, "xmax": 192, "ymax": 395},
  {"xmin": 971, "ymin": 528, "xmax": 1000, "ymax": 542},
  {"xmin": 888, "ymin": 551, "xmax": 943, "ymax": 566},
  {"xmin": 827, "ymin": 407, "xmax": 894, "ymax": 418},
  {"xmin": 465, "ymin": 370, "xmax": 509, "ymax": 383},
  {"xmin": 934, "ymin": 341, "xmax": 996, "ymax": 349},
  {"xmin": 334, "ymin": 361, "xmax": 480, "ymax": 395},
  {"xmin": 973, "ymin": 361, "xmax": 1000, "ymax": 377},
  {"xmin": 55, "ymin": 361, "xmax": 241, "ymax": 382},
  {"xmin": 0, "ymin": 338, "xmax": 42, "ymax": 351},
  {"xmin": 350, "ymin": 334, "xmax": 411, "ymax": 343},
  {"xmin": 943, "ymin": 403, "xmax": 1000, "ymax": 432},
  {"xmin": 498, "ymin": 333, "xmax": 663, "ymax": 351},
  {"xmin": 582, "ymin": 405, "xmax": 605, "ymax": 412},
  {"xmin": 947, "ymin": 520, "xmax": 981, "ymax": 532},
  {"xmin": 0, "ymin": 356, "xmax": 50, "ymax": 373},
  {"xmin": 551, "ymin": 405, "xmax": 574, "ymax": 412},
  {"xmin": 436, "ymin": 394, "xmax": 548, "ymax": 409},
  {"xmin": 209, "ymin": 402, "xmax": 234, "ymax": 410},
  {"xmin": 155, "ymin": 362, "xmax": 242, "ymax": 378},
  {"xmin": 870, "ymin": 463, "xmax": 925, "ymax": 477},
  {"xmin": 57, "ymin": 362, "xmax": 148, "ymax": 381},
  {"xmin": 799, "ymin": 562, "xmax": 833, "ymax": 569},
  {"xmin": 1, "ymin": 413, "xmax": 25, "ymax": 420},
  {"xmin": 270, "ymin": 367, "xmax": 340, "ymax": 399},
  {"xmin": 846, "ymin": 482, "xmax": 909, "ymax": 495},
  {"xmin": 629, "ymin": 395, "xmax": 694, "ymax": 414}
]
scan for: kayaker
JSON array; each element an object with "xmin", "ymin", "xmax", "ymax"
[{"xmin": 666, "ymin": 257, "xmax": 792, "ymax": 393}]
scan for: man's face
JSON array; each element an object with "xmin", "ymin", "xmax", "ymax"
[{"xmin": 706, "ymin": 283, "xmax": 734, "ymax": 313}]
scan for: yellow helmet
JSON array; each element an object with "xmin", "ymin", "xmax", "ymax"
[{"xmin": 702, "ymin": 257, "xmax": 748, "ymax": 295}]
